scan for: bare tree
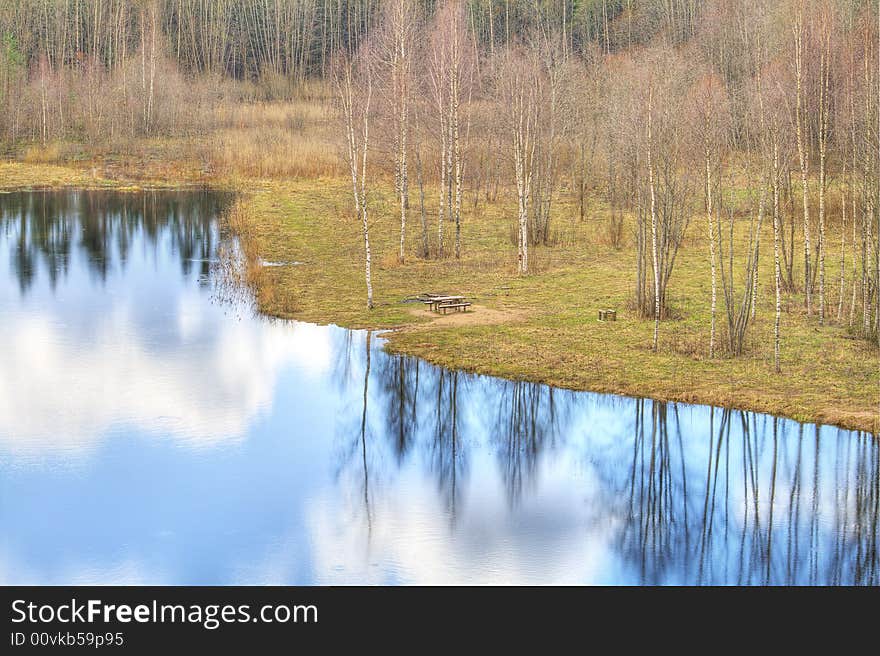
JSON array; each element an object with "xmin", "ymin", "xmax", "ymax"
[
  {"xmin": 375, "ymin": 0, "xmax": 418, "ymax": 263},
  {"xmin": 629, "ymin": 51, "xmax": 693, "ymax": 346},
  {"xmin": 816, "ymin": 6, "xmax": 833, "ymax": 325},
  {"xmin": 496, "ymin": 45, "xmax": 541, "ymax": 275},
  {"xmin": 529, "ymin": 29, "xmax": 570, "ymax": 247},
  {"xmin": 757, "ymin": 61, "xmax": 792, "ymax": 373},
  {"xmin": 690, "ymin": 72, "xmax": 729, "ymax": 359},
  {"xmin": 427, "ymin": 0, "xmax": 471, "ymax": 260},
  {"xmin": 334, "ymin": 50, "xmax": 375, "ymax": 309},
  {"xmin": 647, "ymin": 84, "xmax": 660, "ymax": 350},
  {"xmin": 791, "ymin": 5, "xmax": 813, "ymax": 315}
]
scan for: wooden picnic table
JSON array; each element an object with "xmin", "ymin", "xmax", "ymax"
[{"xmin": 423, "ymin": 295, "xmax": 465, "ymax": 311}]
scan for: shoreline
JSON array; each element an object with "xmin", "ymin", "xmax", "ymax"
[
  {"xmin": 262, "ymin": 306, "xmax": 879, "ymax": 435},
  {"xmin": 2, "ymin": 161, "xmax": 878, "ymax": 434}
]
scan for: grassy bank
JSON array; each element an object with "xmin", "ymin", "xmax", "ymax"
[
  {"xmin": 2, "ymin": 161, "xmax": 878, "ymax": 433},
  {"xmin": 229, "ymin": 177, "xmax": 878, "ymax": 434}
]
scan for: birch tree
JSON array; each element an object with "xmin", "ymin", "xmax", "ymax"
[
  {"xmin": 497, "ymin": 46, "xmax": 540, "ymax": 275},
  {"xmin": 690, "ymin": 73, "xmax": 729, "ymax": 359},
  {"xmin": 376, "ymin": 0, "xmax": 417, "ymax": 263},
  {"xmin": 816, "ymin": 8, "xmax": 833, "ymax": 325},
  {"xmin": 647, "ymin": 85, "xmax": 660, "ymax": 351},
  {"xmin": 428, "ymin": 1, "xmax": 471, "ymax": 260},
  {"xmin": 630, "ymin": 51, "xmax": 693, "ymax": 345},
  {"xmin": 791, "ymin": 5, "xmax": 813, "ymax": 315},
  {"xmin": 334, "ymin": 51, "xmax": 375, "ymax": 309},
  {"xmin": 758, "ymin": 63, "xmax": 792, "ymax": 373}
]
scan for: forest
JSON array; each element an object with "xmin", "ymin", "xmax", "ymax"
[{"xmin": 0, "ymin": 0, "xmax": 878, "ymax": 431}]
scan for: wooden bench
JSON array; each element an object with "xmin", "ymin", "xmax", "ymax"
[
  {"xmin": 599, "ymin": 309, "xmax": 617, "ymax": 321},
  {"xmin": 438, "ymin": 302, "xmax": 472, "ymax": 315},
  {"xmin": 425, "ymin": 295, "xmax": 466, "ymax": 312}
]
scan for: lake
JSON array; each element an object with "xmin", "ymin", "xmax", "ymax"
[{"xmin": 0, "ymin": 189, "xmax": 876, "ymax": 585}]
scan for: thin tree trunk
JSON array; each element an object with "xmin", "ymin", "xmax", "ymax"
[
  {"xmin": 817, "ymin": 39, "xmax": 830, "ymax": 325},
  {"xmin": 706, "ymin": 137, "xmax": 717, "ymax": 358},
  {"xmin": 361, "ymin": 77, "xmax": 373, "ymax": 309},
  {"xmin": 148, "ymin": 9, "xmax": 156, "ymax": 131},
  {"xmin": 794, "ymin": 16, "xmax": 812, "ymax": 314},
  {"xmin": 340, "ymin": 62, "xmax": 373, "ymax": 310},
  {"xmin": 838, "ymin": 177, "xmax": 846, "ymax": 322},
  {"xmin": 416, "ymin": 143, "xmax": 428, "ymax": 258},
  {"xmin": 438, "ymin": 107, "xmax": 447, "ymax": 258},
  {"xmin": 849, "ymin": 178, "xmax": 859, "ymax": 325},
  {"xmin": 751, "ymin": 187, "xmax": 764, "ymax": 321},
  {"xmin": 648, "ymin": 89, "xmax": 660, "ymax": 352},
  {"xmin": 773, "ymin": 141, "xmax": 783, "ymax": 372}
]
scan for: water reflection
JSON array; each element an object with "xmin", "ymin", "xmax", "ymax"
[
  {"xmin": 1, "ymin": 190, "xmax": 229, "ymax": 294},
  {"xmin": 494, "ymin": 381, "xmax": 564, "ymax": 507},
  {"xmin": 0, "ymin": 190, "xmax": 876, "ymax": 585},
  {"xmin": 429, "ymin": 369, "xmax": 466, "ymax": 520},
  {"xmin": 603, "ymin": 403, "xmax": 879, "ymax": 585}
]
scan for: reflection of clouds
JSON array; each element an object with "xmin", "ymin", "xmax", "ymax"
[
  {"xmin": 176, "ymin": 289, "xmax": 206, "ymax": 341},
  {"xmin": 0, "ymin": 308, "xmax": 332, "ymax": 454},
  {"xmin": 306, "ymin": 453, "xmax": 617, "ymax": 585}
]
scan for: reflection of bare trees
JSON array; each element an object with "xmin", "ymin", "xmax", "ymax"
[
  {"xmin": 0, "ymin": 190, "xmax": 231, "ymax": 294},
  {"xmin": 329, "ymin": 329, "xmax": 357, "ymax": 393},
  {"xmin": 494, "ymin": 381, "xmax": 563, "ymax": 507},
  {"xmin": 829, "ymin": 428, "xmax": 879, "ymax": 585},
  {"xmin": 325, "ymin": 332, "xmax": 876, "ymax": 585},
  {"xmin": 332, "ymin": 331, "xmax": 376, "ymax": 537},
  {"xmin": 378, "ymin": 354, "xmax": 419, "ymax": 463},
  {"xmin": 429, "ymin": 369, "xmax": 466, "ymax": 519},
  {"xmin": 360, "ymin": 332, "xmax": 373, "ymax": 532},
  {"xmin": 335, "ymin": 340, "xmax": 474, "ymax": 527},
  {"xmin": 619, "ymin": 401, "xmax": 879, "ymax": 585},
  {"xmin": 622, "ymin": 400, "xmax": 692, "ymax": 584}
]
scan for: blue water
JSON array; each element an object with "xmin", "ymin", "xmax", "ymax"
[{"xmin": 0, "ymin": 190, "xmax": 876, "ymax": 585}]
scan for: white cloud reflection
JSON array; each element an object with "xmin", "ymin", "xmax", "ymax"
[
  {"xmin": 0, "ymin": 307, "xmax": 332, "ymax": 454},
  {"xmin": 305, "ymin": 454, "xmax": 618, "ymax": 585}
]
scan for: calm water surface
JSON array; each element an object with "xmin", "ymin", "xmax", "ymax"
[{"xmin": 0, "ymin": 190, "xmax": 877, "ymax": 585}]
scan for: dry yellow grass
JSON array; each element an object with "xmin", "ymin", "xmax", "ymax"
[
  {"xmin": 229, "ymin": 177, "xmax": 879, "ymax": 434},
  {"xmin": 4, "ymin": 96, "xmax": 341, "ymax": 182},
  {"xmin": 209, "ymin": 99, "xmax": 341, "ymax": 179},
  {"xmin": 21, "ymin": 143, "xmax": 65, "ymax": 164},
  {"xmin": 213, "ymin": 100, "xmax": 329, "ymax": 129},
  {"xmin": 211, "ymin": 126, "xmax": 339, "ymax": 179},
  {"xmin": 1, "ymin": 97, "xmax": 877, "ymax": 435}
]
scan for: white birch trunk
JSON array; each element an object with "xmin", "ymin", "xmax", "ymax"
[
  {"xmin": 340, "ymin": 64, "xmax": 373, "ymax": 310},
  {"xmin": 648, "ymin": 90, "xmax": 660, "ymax": 352},
  {"xmin": 817, "ymin": 42, "xmax": 829, "ymax": 325},
  {"xmin": 772, "ymin": 141, "xmax": 783, "ymax": 372},
  {"xmin": 838, "ymin": 182, "xmax": 846, "ymax": 322},
  {"xmin": 706, "ymin": 140, "xmax": 717, "ymax": 359},
  {"xmin": 794, "ymin": 19, "xmax": 812, "ymax": 315}
]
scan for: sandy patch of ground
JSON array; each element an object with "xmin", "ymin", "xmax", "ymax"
[{"xmin": 407, "ymin": 304, "xmax": 528, "ymax": 327}]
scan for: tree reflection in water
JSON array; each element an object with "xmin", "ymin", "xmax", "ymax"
[
  {"xmin": 493, "ymin": 381, "xmax": 564, "ymax": 507},
  {"xmin": 614, "ymin": 401, "xmax": 879, "ymax": 585},
  {"xmin": 429, "ymin": 369, "xmax": 466, "ymax": 522},
  {"xmin": 379, "ymin": 353, "xmax": 419, "ymax": 464},
  {"xmin": 0, "ymin": 189, "xmax": 231, "ymax": 295},
  {"xmin": 332, "ymin": 347, "xmax": 877, "ymax": 584},
  {"xmin": 333, "ymin": 331, "xmax": 376, "ymax": 538},
  {"xmin": 3, "ymin": 190, "xmax": 875, "ymax": 585}
]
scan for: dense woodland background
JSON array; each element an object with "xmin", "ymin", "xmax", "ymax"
[{"xmin": 0, "ymin": 0, "xmax": 878, "ymax": 358}]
